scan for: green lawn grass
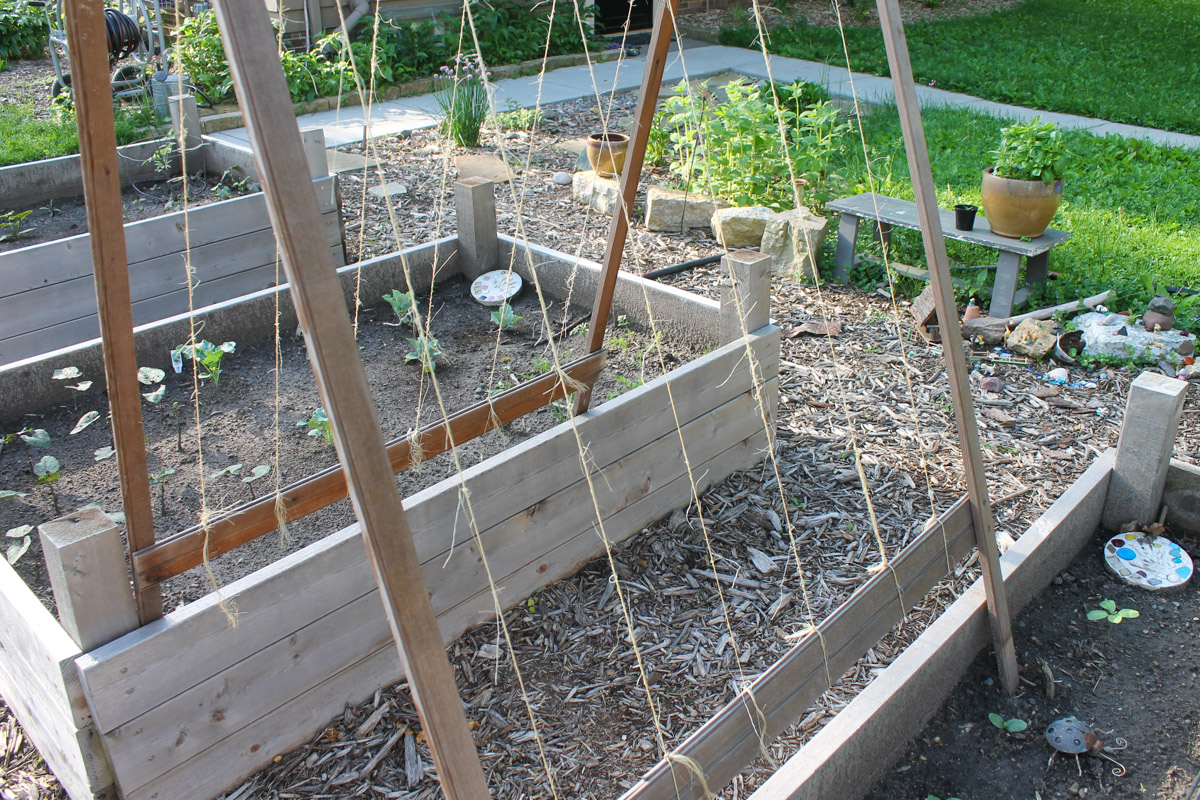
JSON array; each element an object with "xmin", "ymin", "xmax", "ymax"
[
  {"xmin": 0, "ymin": 102, "xmax": 163, "ymax": 168},
  {"xmin": 834, "ymin": 105, "xmax": 1200, "ymax": 326},
  {"xmin": 721, "ymin": 0, "xmax": 1200, "ymax": 135}
]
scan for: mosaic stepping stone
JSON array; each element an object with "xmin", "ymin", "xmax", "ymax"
[
  {"xmin": 1103, "ymin": 531, "xmax": 1192, "ymax": 591},
  {"xmin": 471, "ymin": 270, "xmax": 522, "ymax": 307}
]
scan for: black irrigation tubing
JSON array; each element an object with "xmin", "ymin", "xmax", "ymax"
[{"xmin": 641, "ymin": 253, "xmax": 724, "ymax": 280}]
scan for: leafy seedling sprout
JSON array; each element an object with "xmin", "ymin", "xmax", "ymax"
[
  {"xmin": 2, "ymin": 428, "xmax": 51, "ymax": 475},
  {"xmin": 298, "ymin": 407, "xmax": 332, "ymax": 444},
  {"xmin": 988, "ymin": 712, "xmax": 1028, "ymax": 741},
  {"xmin": 383, "ymin": 290, "xmax": 416, "ymax": 327},
  {"xmin": 172, "ymin": 340, "xmax": 236, "ymax": 386},
  {"xmin": 70, "ymin": 410, "xmax": 101, "ymax": 435},
  {"xmin": 34, "ymin": 455, "xmax": 62, "ymax": 515},
  {"xmin": 242, "ymin": 464, "xmax": 270, "ymax": 500},
  {"xmin": 5, "ymin": 525, "xmax": 33, "ymax": 565},
  {"xmin": 406, "ymin": 337, "xmax": 442, "ymax": 373},
  {"xmin": 491, "ymin": 303, "xmax": 522, "ymax": 331},
  {"xmin": 138, "ymin": 367, "xmax": 168, "ymax": 421},
  {"xmin": 1087, "ymin": 598, "xmax": 1139, "ymax": 635},
  {"xmin": 52, "ymin": 366, "xmax": 92, "ymax": 402},
  {"xmin": 148, "ymin": 468, "xmax": 176, "ymax": 517}
]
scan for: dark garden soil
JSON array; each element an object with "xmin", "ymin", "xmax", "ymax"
[
  {"xmin": 0, "ymin": 277, "xmax": 693, "ymax": 614},
  {"xmin": 868, "ymin": 530, "xmax": 1200, "ymax": 800}
]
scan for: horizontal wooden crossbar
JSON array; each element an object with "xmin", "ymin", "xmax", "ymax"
[
  {"xmin": 619, "ymin": 495, "xmax": 974, "ymax": 800},
  {"xmin": 133, "ymin": 351, "xmax": 606, "ymax": 585}
]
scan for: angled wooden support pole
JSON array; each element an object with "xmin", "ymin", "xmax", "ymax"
[
  {"xmin": 212, "ymin": 0, "xmax": 490, "ymax": 795},
  {"xmin": 64, "ymin": 0, "xmax": 162, "ymax": 623},
  {"xmin": 875, "ymin": 0, "xmax": 1019, "ymax": 694},
  {"xmin": 575, "ymin": 0, "xmax": 681, "ymax": 413}
]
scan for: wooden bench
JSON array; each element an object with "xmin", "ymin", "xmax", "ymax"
[{"xmin": 826, "ymin": 192, "xmax": 1070, "ymax": 318}]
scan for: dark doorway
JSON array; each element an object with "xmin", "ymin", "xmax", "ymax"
[{"xmin": 595, "ymin": 0, "xmax": 653, "ymax": 34}]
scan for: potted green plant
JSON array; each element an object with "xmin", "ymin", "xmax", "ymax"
[{"xmin": 980, "ymin": 118, "xmax": 1067, "ymax": 238}]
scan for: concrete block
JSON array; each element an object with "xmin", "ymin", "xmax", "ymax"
[
  {"xmin": 711, "ymin": 206, "xmax": 774, "ymax": 248},
  {"xmin": 761, "ymin": 209, "xmax": 828, "ymax": 281},
  {"xmin": 571, "ymin": 170, "xmax": 621, "ymax": 215},
  {"xmin": 1102, "ymin": 370, "xmax": 1190, "ymax": 531},
  {"xmin": 645, "ymin": 185, "xmax": 728, "ymax": 232}
]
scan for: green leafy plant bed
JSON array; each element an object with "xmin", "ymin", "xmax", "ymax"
[
  {"xmin": 867, "ymin": 530, "xmax": 1200, "ymax": 799},
  {"xmin": 0, "ymin": 277, "xmax": 694, "ymax": 612},
  {"xmin": 720, "ymin": 0, "xmax": 1200, "ymax": 135}
]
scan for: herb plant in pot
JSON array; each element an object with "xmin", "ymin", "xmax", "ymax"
[{"xmin": 980, "ymin": 118, "xmax": 1067, "ymax": 238}]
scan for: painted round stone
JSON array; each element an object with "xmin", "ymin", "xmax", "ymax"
[
  {"xmin": 1103, "ymin": 532, "xmax": 1193, "ymax": 591},
  {"xmin": 470, "ymin": 270, "xmax": 523, "ymax": 307}
]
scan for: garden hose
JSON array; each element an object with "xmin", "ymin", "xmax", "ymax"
[{"xmin": 104, "ymin": 8, "xmax": 145, "ymax": 63}]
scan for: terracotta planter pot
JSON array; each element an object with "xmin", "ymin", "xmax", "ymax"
[
  {"xmin": 586, "ymin": 132, "xmax": 630, "ymax": 178},
  {"xmin": 979, "ymin": 167, "xmax": 1063, "ymax": 239}
]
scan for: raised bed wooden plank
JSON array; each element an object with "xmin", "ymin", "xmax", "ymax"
[
  {"xmin": 0, "ymin": 243, "xmax": 341, "ymax": 367},
  {"xmin": 0, "ymin": 561, "xmax": 112, "ymax": 797},
  {"xmin": 133, "ymin": 350, "xmax": 610, "ymax": 584},
  {"xmin": 0, "ymin": 176, "xmax": 338, "ymax": 298},
  {"xmin": 0, "ymin": 209, "xmax": 341, "ymax": 342},
  {"xmin": 619, "ymin": 497, "xmax": 974, "ymax": 800},
  {"xmin": 109, "ymin": 426, "xmax": 771, "ymax": 800},
  {"xmin": 80, "ymin": 330, "xmax": 778, "ymax": 734}
]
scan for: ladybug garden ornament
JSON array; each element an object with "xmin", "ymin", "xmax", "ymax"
[{"xmin": 1044, "ymin": 717, "xmax": 1127, "ymax": 776}]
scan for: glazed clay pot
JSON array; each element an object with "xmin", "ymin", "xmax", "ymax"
[
  {"xmin": 979, "ymin": 167, "xmax": 1063, "ymax": 239},
  {"xmin": 586, "ymin": 132, "xmax": 630, "ymax": 178}
]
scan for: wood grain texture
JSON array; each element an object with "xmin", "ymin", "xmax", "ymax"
[
  {"xmin": 212, "ymin": 0, "xmax": 489, "ymax": 794},
  {"xmin": 873, "ymin": 0, "xmax": 1018, "ymax": 693},
  {"xmin": 621, "ymin": 497, "xmax": 974, "ymax": 800},
  {"xmin": 62, "ymin": 0, "xmax": 160, "ymax": 622},
  {"xmin": 576, "ymin": 0, "xmax": 681, "ymax": 412},
  {"xmin": 81, "ymin": 329, "xmax": 778, "ymax": 735},
  {"xmin": 0, "ymin": 560, "xmax": 113, "ymax": 797},
  {"xmin": 133, "ymin": 350, "xmax": 607, "ymax": 584}
]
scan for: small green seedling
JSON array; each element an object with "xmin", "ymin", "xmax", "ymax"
[
  {"xmin": 210, "ymin": 463, "xmax": 243, "ymax": 479},
  {"xmin": 383, "ymin": 290, "xmax": 416, "ymax": 326},
  {"xmin": 406, "ymin": 337, "xmax": 442, "ymax": 373},
  {"xmin": 491, "ymin": 303, "xmax": 522, "ymax": 331},
  {"xmin": 242, "ymin": 464, "xmax": 270, "ymax": 500},
  {"xmin": 70, "ymin": 410, "xmax": 101, "ymax": 435},
  {"xmin": 52, "ymin": 366, "xmax": 92, "ymax": 394},
  {"xmin": 1088, "ymin": 598, "xmax": 1139, "ymax": 634},
  {"xmin": 988, "ymin": 712, "xmax": 1028, "ymax": 741},
  {"xmin": 5, "ymin": 525, "xmax": 33, "ymax": 565},
  {"xmin": 2, "ymin": 428, "xmax": 50, "ymax": 474},
  {"xmin": 34, "ymin": 455, "xmax": 62, "ymax": 515},
  {"xmin": 172, "ymin": 340, "xmax": 236, "ymax": 386},
  {"xmin": 0, "ymin": 209, "xmax": 34, "ymax": 243},
  {"xmin": 94, "ymin": 446, "xmax": 115, "ymax": 462},
  {"xmin": 148, "ymin": 468, "xmax": 176, "ymax": 516},
  {"xmin": 298, "ymin": 407, "xmax": 333, "ymax": 444}
]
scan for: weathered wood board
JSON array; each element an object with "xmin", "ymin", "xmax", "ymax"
[{"xmin": 0, "ymin": 176, "xmax": 343, "ymax": 365}]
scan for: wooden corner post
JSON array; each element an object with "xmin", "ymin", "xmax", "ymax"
[
  {"xmin": 574, "ymin": 0, "xmax": 681, "ymax": 413},
  {"xmin": 455, "ymin": 177, "xmax": 498, "ymax": 280},
  {"xmin": 63, "ymin": 0, "xmax": 162, "ymax": 623},
  {"xmin": 720, "ymin": 250, "xmax": 772, "ymax": 344},
  {"xmin": 212, "ymin": 0, "xmax": 490, "ymax": 795},
  {"xmin": 875, "ymin": 0, "xmax": 1020, "ymax": 693}
]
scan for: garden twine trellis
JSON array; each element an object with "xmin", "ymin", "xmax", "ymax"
[{"xmin": 15, "ymin": 0, "xmax": 1031, "ymax": 796}]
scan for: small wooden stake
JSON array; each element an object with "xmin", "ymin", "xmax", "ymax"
[
  {"xmin": 213, "ymin": 1, "xmax": 490, "ymax": 795},
  {"xmin": 875, "ymin": 0, "xmax": 1019, "ymax": 694},
  {"xmin": 63, "ymin": 0, "xmax": 161, "ymax": 623},
  {"xmin": 574, "ymin": 0, "xmax": 681, "ymax": 413}
]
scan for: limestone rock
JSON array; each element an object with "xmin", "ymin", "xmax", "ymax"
[
  {"xmin": 572, "ymin": 170, "xmax": 620, "ymax": 215},
  {"xmin": 1006, "ymin": 319, "xmax": 1057, "ymax": 360},
  {"xmin": 645, "ymin": 186, "xmax": 727, "ymax": 232},
  {"xmin": 711, "ymin": 206, "xmax": 774, "ymax": 248},
  {"xmin": 1076, "ymin": 311, "xmax": 1196, "ymax": 362},
  {"xmin": 552, "ymin": 171, "xmax": 572, "ymax": 186},
  {"xmin": 760, "ymin": 209, "xmax": 828, "ymax": 281}
]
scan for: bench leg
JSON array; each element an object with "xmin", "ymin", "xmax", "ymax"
[
  {"xmin": 988, "ymin": 251, "xmax": 1022, "ymax": 319},
  {"xmin": 872, "ymin": 220, "xmax": 893, "ymax": 251},
  {"xmin": 833, "ymin": 214, "xmax": 860, "ymax": 284},
  {"xmin": 1025, "ymin": 251, "xmax": 1049, "ymax": 286}
]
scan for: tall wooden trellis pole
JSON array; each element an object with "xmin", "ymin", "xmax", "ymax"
[{"xmin": 65, "ymin": 0, "xmax": 1019, "ymax": 793}]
